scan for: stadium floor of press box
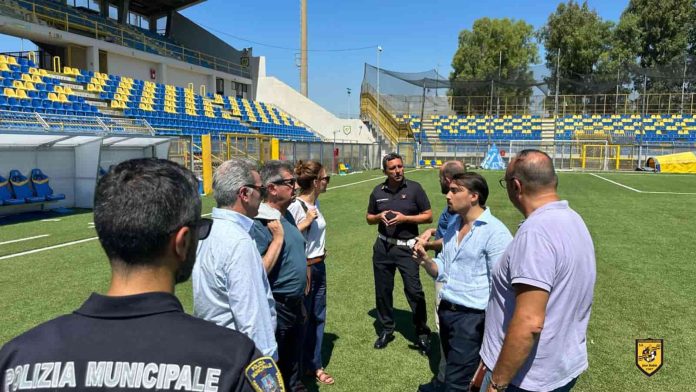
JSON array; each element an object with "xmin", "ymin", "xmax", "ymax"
[{"xmin": 1, "ymin": 169, "xmax": 695, "ymax": 391}]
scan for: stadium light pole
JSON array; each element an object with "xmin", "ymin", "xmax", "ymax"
[
  {"xmin": 347, "ymin": 87, "xmax": 352, "ymax": 118},
  {"xmin": 376, "ymin": 46, "xmax": 382, "ymax": 140}
]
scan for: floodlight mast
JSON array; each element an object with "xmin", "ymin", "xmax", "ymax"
[{"xmin": 300, "ymin": 0, "xmax": 308, "ymax": 97}]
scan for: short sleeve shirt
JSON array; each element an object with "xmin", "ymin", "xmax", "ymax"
[
  {"xmin": 288, "ymin": 199, "xmax": 327, "ymax": 259},
  {"xmin": 0, "ymin": 292, "xmax": 271, "ymax": 392},
  {"xmin": 250, "ymin": 211, "xmax": 307, "ymax": 298},
  {"xmin": 480, "ymin": 201, "xmax": 596, "ymax": 391},
  {"xmin": 367, "ymin": 179, "xmax": 431, "ymax": 240}
]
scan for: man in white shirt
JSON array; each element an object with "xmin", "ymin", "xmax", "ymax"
[{"xmin": 193, "ymin": 158, "xmax": 281, "ymax": 360}]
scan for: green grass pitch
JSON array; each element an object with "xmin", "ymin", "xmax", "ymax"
[{"xmin": 1, "ymin": 169, "xmax": 696, "ymax": 391}]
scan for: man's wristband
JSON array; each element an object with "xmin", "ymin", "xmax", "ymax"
[{"xmin": 490, "ymin": 381, "xmax": 508, "ymax": 392}]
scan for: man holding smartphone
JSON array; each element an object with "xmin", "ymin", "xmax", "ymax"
[{"xmin": 366, "ymin": 153, "xmax": 433, "ymax": 353}]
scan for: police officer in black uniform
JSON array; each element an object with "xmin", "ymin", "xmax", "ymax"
[
  {"xmin": 0, "ymin": 158, "xmax": 282, "ymax": 392},
  {"xmin": 366, "ymin": 153, "xmax": 433, "ymax": 353}
]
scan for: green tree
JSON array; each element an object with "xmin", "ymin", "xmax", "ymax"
[
  {"xmin": 539, "ymin": 0, "xmax": 617, "ymax": 95},
  {"xmin": 450, "ymin": 18, "xmax": 539, "ymax": 114},
  {"xmin": 616, "ymin": 0, "xmax": 696, "ymax": 93}
]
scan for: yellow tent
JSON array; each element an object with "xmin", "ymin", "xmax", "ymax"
[{"xmin": 645, "ymin": 152, "xmax": 696, "ymax": 173}]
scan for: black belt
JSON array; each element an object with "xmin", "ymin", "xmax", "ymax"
[
  {"xmin": 273, "ymin": 294, "xmax": 304, "ymax": 306},
  {"xmin": 439, "ymin": 299, "xmax": 485, "ymax": 314}
]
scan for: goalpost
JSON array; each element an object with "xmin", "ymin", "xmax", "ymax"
[{"xmin": 581, "ymin": 144, "xmax": 621, "ymax": 171}]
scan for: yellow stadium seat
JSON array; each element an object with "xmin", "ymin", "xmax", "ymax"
[
  {"xmin": 24, "ymin": 82, "xmax": 35, "ymax": 91},
  {"xmin": 0, "ymin": 63, "xmax": 9, "ymax": 72},
  {"xmin": 3, "ymin": 88, "xmax": 16, "ymax": 97},
  {"xmin": 0, "ymin": 55, "xmax": 6, "ymax": 63},
  {"xmin": 58, "ymin": 94, "xmax": 68, "ymax": 102},
  {"xmin": 63, "ymin": 86, "xmax": 73, "ymax": 94},
  {"xmin": 31, "ymin": 74, "xmax": 42, "ymax": 83},
  {"xmin": 7, "ymin": 56, "xmax": 17, "ymax": 65},
  {"xmin": 12, "ymin": 81, "xmax": 24, "ymax": 90},
  {"xmin": 21, "ymin": 74, "xmax": 32, "ymax": 82},
  {"xmin": 54, "ymin": 85, "xmax": 64, "ymax": 94},
  {"xmin": 16, "ymin": 89, "xmax": 28, "ymax": 99}
]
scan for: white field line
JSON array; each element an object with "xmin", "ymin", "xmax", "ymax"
[
  {"xmin": 0, "ymin": 234, "xmax": 50, "ymax": 246},
  {"xmin": 589, "ymin": 173, "xmax": 642, "ymax": 193},
  {"xmin": 589, "ymin": 173, "xmax": 696, "ymax": 195},
  {"xmin": 0, "ymin": 237, "xmax": 98, "ymax": 261},
  {"xmin": 1, "ymin": 169, "xmax": 424, "ymax": 260},
  {"xmin": 327, "ymin": 169, "xmax": 421, "ymax": 191}
]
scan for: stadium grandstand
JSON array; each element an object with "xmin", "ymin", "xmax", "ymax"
[
  {"xmin": 360, "ymin": 63, "xmax": 696, "ymax": 171},
  {"xmin": 0, "ymin": 0, "xmax": 379, "ymax": 214}
]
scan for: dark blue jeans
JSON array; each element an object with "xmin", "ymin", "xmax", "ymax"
[
  {"xmin": 274, "ymin": 295, "xmax": 305, "ymax": 391},
  {"xmin": 438, "ymin": 302, "xmax": 485, "ymax": 392},
  {"xmin": 303, "ymin": 262, "xmax": 327, "ymax": 372}
]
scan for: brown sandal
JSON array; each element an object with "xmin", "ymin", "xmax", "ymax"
[{"xmin": 315, "ymin": 368, "xmax": 334, "ymax": 385}]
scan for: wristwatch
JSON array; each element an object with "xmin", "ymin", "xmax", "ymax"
[{"xmin": 490, "ymin": 381, "xmax": 508, "ymax": 392}]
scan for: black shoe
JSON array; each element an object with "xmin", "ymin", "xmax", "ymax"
[
  {"xmin": 374, "ymin": 332, "xmax": 395, "ymax": 349},
  {"xmin": 417, "ymin": 379, "xmax": 445, "ymax": 392},
  {"xmin": 416, "ymin": 334, "xmax": 431, "ymax": 356}
]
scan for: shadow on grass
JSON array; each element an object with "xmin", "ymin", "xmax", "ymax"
[
  {"xmin": 0, "ymin": 208, "xmax": 90, "ymax": 226},
  {"xmin": 302, "ymin": 333, "xmax": 339, "ymax": 391}
]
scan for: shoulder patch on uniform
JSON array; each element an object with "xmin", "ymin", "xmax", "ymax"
[{"xmin": 245, "ymin": 356, "xmax": 285, "ymax": 392}]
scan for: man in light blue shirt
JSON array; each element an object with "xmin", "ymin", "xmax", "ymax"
[
  {"xmin": 193, "ymin": 158, "xmax": 279, "ymax": 360},
  {"xmin": 414, "ymin": 172, "xmax": 512, "ymax": 392}
]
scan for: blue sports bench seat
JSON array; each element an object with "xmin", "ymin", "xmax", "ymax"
[
  {"xmin": 0, "ymin": 175, "xmax": 25, "ymax": 205},
  {"xmin": 9, "ymin": 169, "xmax": 45, "ymax": 203},
  {"xmin": 30, "ymin": 168, "xmax": 65, "ymax": 201}
]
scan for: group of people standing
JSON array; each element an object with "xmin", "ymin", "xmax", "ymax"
[
  {"xmin": 193, "ymin": 158, "xmax": 334, "ymax": 391},
  {"xmin": 0, "ymin": 150, "xmax": 596, "ymax": 392},
  {"xmin": 366, "ymin": 151, "xmax": 596, "ymax": 392}
]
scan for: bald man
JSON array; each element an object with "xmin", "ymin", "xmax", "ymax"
[{"xmin": 479, "ymin": 150, "xmax": 596, "ymax": 392}]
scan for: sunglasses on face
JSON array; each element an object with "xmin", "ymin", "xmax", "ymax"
[
  {"xmin": 272, "ymin": 178, "xmax": 297, "ymax": 188},
  {"xmin": 243, "ymin": 184, "xmax": 268, "ymax": 198},
  {"xmin": 170, "ymin": 218, "xmax": 214, "ymax": 240},
  {"xmin": 319, "ymin": 176, "xmax": 331, "ymax": 183}
]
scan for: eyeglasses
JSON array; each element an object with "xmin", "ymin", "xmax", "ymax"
[
  {"xmin": 170, "ymin": 218, "xmax": 213, "ymax": 240},
  {"xmin": 272, "ymin": 178, "xmax": 297, "ymax": 188},
  {"xmin": 498, "ymin": 177, "xmax": 516, "ymax": 189},
  {"xmin": 243, "ymin": 184, "xmax": 267, "ymax": 198},
  {"xmin": 319, "ymin": 175, "xmax": 331, "ymax": 183}
]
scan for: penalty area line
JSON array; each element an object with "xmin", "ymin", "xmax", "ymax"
[
  {"xmin": 327, "ymin": 169, "xmax": 421, "ymax": 191},
  {"xmin": 588, "ymin": 173, "xmax": 642, "ymax": 193},
  {"xmin": 0, "ymin": 237, "xmax": 98, "ymax": 261},
  {"xmin": 0, "ymin": 234, "xmax": 50, "ymax": 246}
]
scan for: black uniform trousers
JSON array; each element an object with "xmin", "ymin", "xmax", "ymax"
[
  {"xmin": 372, "ymin": 237, "xmax": 430, "ymax": 336},
  {"xmin": 274, "ymin": 294, "xmax": 306, "ymax": 392}
]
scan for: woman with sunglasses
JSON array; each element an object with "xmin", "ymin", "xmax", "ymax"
[{"xmin": 287, "ymin": 160, "xmax": 334, "ymax": 386}]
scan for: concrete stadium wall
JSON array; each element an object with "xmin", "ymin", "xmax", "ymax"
[
  {"xmin": 107, "ymin": 52, "xmax": 159, "ymax": 83},
  {"xmin": 256, "ymin": 75, "xmax": 374, "ymax": 144},
  {"xmin": 169, "ymin": 12, "xmax": 246, "ymax": 66}
]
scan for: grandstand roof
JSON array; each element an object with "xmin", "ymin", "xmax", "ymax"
[{"xmin": 127, "ymin": 0, "xmax": 206, "ymax": 16}]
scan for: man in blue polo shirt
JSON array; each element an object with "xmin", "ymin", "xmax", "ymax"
[
  {"xmin": 414, "ymin": 172, "xmax": 512, "ymax": 392},
  {"xmin": 251, "ymin": 160, "xmax": 308, "ymax": 392}
]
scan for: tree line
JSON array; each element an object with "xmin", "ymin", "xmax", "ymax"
[{"xmin": 450, "ymin": 0, "xmax": 696, "ymax": 103}]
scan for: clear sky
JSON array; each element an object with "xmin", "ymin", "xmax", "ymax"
[{"xmin": 0, "ymin": 0, "xmax": 628, "ymax": 117}]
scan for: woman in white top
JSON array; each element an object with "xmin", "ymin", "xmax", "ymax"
[{"xmin": 288, "ymin": 160, "xmax": 334, "ymax": 385}]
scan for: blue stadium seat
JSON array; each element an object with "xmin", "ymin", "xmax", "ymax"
[
  {"xmin": 0, "ymin": 175, "xmax": 25, "ymax": 205},
  {"xmin": 9, "ymin": 170, "xmax": 45, "ymax": 203},
  {"xmin": 30, "ymin": 169, "xmax": 66, "ymax": 201}
]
